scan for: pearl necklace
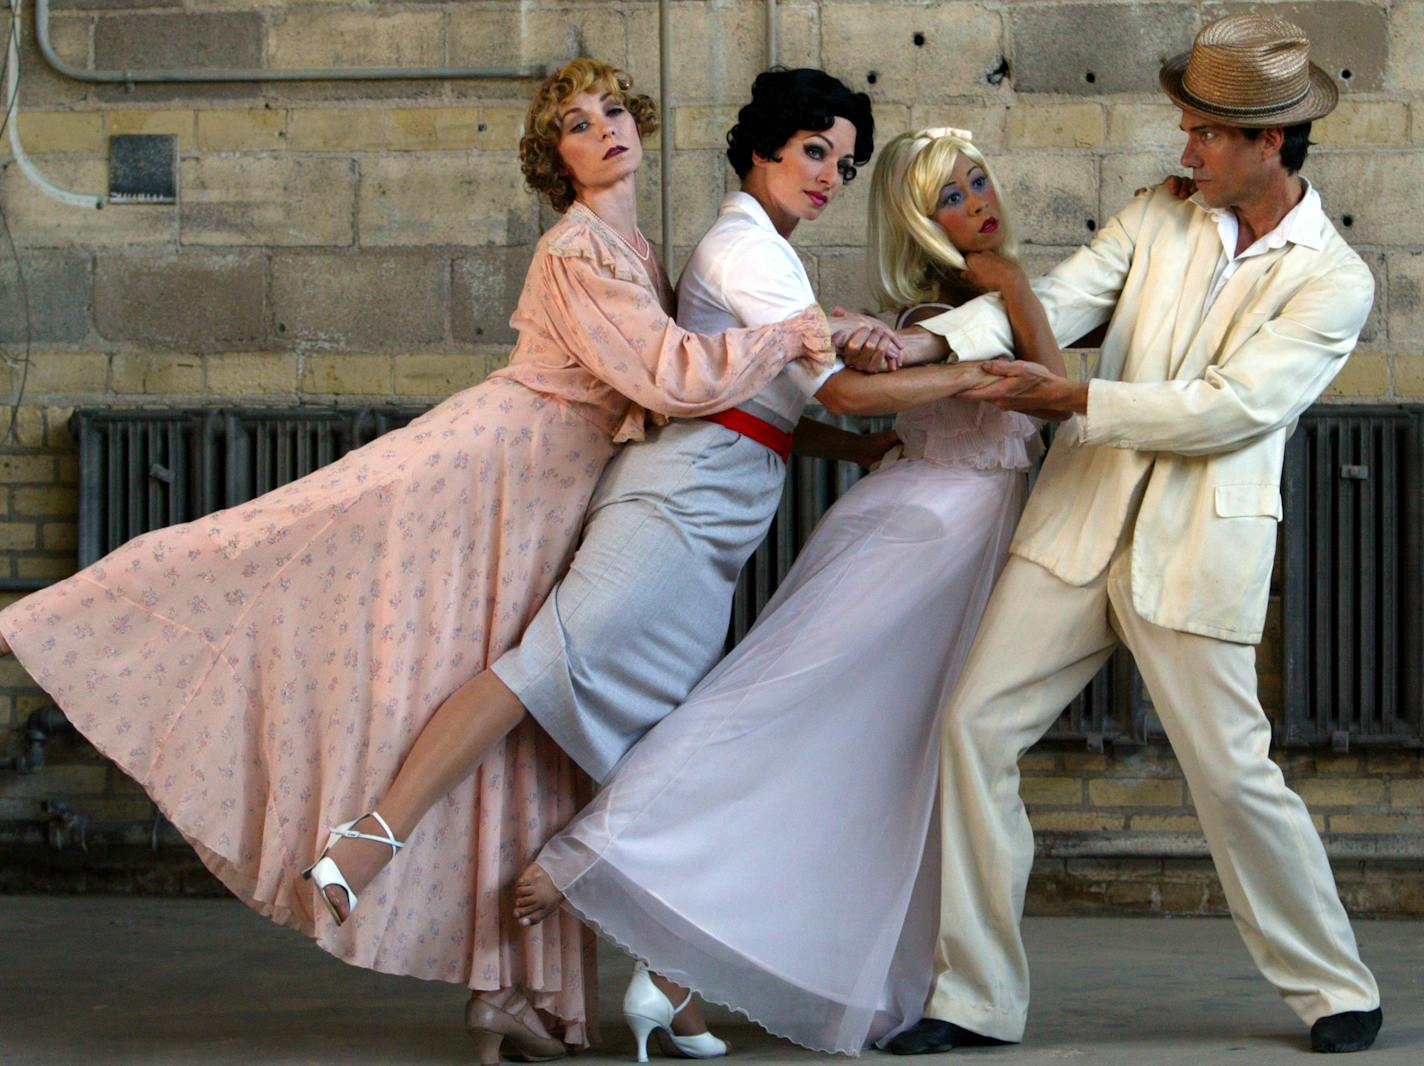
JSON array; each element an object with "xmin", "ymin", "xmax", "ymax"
[
  {"xmin": 614, "ymin": 223, "xmax": 651, "ymax": 262},
  {"xmin": 581, "ymin": 202, "xmax": 651, "ymax": 261}
]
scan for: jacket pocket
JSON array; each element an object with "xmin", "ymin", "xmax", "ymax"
[{"xmin": 1214, "ymin": 483, "xmax": 1283, "ymax": 520}]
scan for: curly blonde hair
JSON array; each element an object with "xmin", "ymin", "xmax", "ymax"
[
  {"xmin": 519, "ymin": 57, "xmax": 659, "ymax": 213},
  {"xmin": 867, "ymin": 129, "xmax": 1018, "ymax": 311}
]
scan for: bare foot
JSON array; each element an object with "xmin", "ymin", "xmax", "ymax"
[
  {"xmin": 312, "ymin": 815, "xmax": 400, "ymax": 922},
  {"xmin": 513, "ymin": 862, "xmax": 564, "ymax": 927},
  {"xmin": 0, "ymin": 635, "xmax": 10, "ymax": 657}
]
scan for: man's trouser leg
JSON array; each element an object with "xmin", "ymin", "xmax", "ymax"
[
  {"xmin": 926, "ymin": 554, "xmax": 1119, "ymax": 1041},
  {"xmin": 1106, "ymin": 549, "xmax": 1380, "ymax": 1024},
  {"xmin": 926, "ymin": 546, "xmax": 1380, "ymax": 1042}
]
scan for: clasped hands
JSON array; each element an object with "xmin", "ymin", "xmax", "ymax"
[
  {"xmin": 830, "ymin": 261, "xmax": 1086, "ymax": 419},
  {"xmin": 836, "ymin": 333, "xmax": 1085, "ymax": 422},
  {"xmin": 829, "ymin": 308, "xmax": 906, "ymax": 373}
]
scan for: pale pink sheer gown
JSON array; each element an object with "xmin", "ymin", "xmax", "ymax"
[
  {"xmin": 0, "ymin": 202, "xmax": 830, "ymax": 1045},
  {"xmin": 537, "ymin": 318, "xmax": 1041, "ymax": 1052}
]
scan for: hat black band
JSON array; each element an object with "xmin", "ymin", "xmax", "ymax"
[{"xmin": 1176, "ymin": 76, "xmax": 1311, "ymax": 118}]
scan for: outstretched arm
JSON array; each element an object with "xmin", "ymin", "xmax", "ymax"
[
  {"xmin": 914, "ymin": 189, "xmax": 1156, "ymax": 362},
  {"xmin": 961, "ymin": 260, "xmax": 1374, "ymax": 450},
  {"xmin": 539, "ymin": 249, "xmax": 833, "ymax": 417},
  {"xmin": 815, "ymin": 362, "xmax": 997, "ymax": 415}
]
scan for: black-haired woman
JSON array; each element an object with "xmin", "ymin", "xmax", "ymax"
[
  {"xmin": 494, "ymin": 69, "xmax": 996, "ymax": 1057},
  {"xmin": 496, "ymin": 68, "xmax": 986, "ymax": 802}
]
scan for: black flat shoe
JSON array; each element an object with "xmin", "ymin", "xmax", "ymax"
[
  {"xmin": 1310, "ymin": 1007, "xmax": 1382, "ymax": 1053},
  {"xmin": 887, "ymin": 1018, "xmax": 1012, "ymax": 1055}
]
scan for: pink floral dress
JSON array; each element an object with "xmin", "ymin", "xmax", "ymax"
[{"xmin": 0, "ymin": 202, "xmax": 831, "ymax": 1045}]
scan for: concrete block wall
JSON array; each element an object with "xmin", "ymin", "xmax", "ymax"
[{"xmin": 1, "ymin": 1, "xmax": 1421, "ymax": 909}]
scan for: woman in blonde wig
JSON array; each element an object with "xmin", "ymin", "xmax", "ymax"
[{"xmin": 516, "ymin": 127, "xmax": 1068, "ymax": 1056}]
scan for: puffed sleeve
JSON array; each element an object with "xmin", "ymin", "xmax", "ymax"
[{"xmin": 538, "ymin": 244, "xmax": 834, "ymax": 425}]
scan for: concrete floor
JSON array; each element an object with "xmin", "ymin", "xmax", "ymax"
[{"xmin": 0, "ymin": 898, "xmax": 1419, "ymax": 1064}]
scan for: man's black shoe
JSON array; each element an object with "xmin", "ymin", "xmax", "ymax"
[
  {"xmin": 887, "ymin": 1018, "xmax": 1012, "ymax": 1055},
  {"xmin": 1310, "ymin": 1007, "xmax": 1382, "ymax": 1053}
]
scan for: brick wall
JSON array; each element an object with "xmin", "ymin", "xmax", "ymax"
[{"xmin": 1, "ymin": 1, "xmax": 1420, "ymax": 908}]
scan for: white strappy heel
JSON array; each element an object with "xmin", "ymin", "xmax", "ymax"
[
  {"xmin": 622, "ymin": 961, "xmax": 727, "ymax": 1063},
  {"xmin": 300, "ymin": 810, "xmax": 404, "ymax": 924}
]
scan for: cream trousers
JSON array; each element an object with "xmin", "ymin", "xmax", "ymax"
[{"xmin": 927, "ymin": 543, "xmax": 1381, "ymax": 1041}]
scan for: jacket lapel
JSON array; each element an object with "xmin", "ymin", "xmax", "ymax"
[{"xmin": 1171, "ymin": 249, "xmax": 1288, "ymax": 380}]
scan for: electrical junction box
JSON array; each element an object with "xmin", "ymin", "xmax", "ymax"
[{"xmin": 108, "ymin": 134, "xmax": 178, "ymax": 204}]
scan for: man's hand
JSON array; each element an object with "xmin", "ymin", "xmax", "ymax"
[
  {"xmin": 830, "ymin": 307, "xmax": 903, "ymax": 373},
  {"xmin": 958, "ymin": 359, "xmax": 1088, "ymax": 420}
]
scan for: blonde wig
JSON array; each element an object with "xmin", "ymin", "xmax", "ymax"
[
  {"xmin": 520, "ymin": 57, "xmax": 659, "ymax": 213},
  {"xmin": 867, "ymin": 128, "xmax": 1017, "ymax": 311}
]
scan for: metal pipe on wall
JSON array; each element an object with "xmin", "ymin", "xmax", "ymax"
[
  {"xmin": 659, "ymin": 0, "xmax": 673, "ymax": 270},
  {"xmin": 654, "ymin": 1, "xmax": 776, "ymax": 273},
  {"xmin": 33, "ymin": 0, "xmax": 546, "ymax": 84},
  {"xmin": 767, "ymin": 0, "xmax": 778, "ymax": 69}
]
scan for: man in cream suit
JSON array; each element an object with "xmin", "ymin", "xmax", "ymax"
[{"xmin": 885, "ymin": 15, "xmax": 1384, "ymax": 1056}]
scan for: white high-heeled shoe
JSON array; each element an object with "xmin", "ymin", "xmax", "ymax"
[
  {"xmin": 622, "ymin": 961, "xmax": 727, "ymax": 1063},
  {"xmin": 300, "ymin": 810, "xmax": 404, "ymax": 925}
]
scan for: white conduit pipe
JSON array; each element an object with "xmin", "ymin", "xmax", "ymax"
[{"xmin": 5, "ymin": 1, "xmax": 103, "ymax": 209}]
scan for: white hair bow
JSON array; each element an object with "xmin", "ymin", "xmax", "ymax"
[{"xmin": 919, "ymin": 126, "xmax": 974, "ymax": 143}]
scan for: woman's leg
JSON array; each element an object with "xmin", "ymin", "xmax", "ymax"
[
  {"xmin": 649, "ymin": 974, "xmax": 713, "ymax": 1037},
  {"xmin": 318, "ymin": 669, "xmax": 527, "ymax": 919}
]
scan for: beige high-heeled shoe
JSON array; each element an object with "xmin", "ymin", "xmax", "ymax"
[{"xmin": 465, "ymin": 992, "xmax": 566, "ymax": 1065}]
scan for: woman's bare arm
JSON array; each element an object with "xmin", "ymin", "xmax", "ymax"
[
  {"xmin": 962, "ymin": 252, "xmax": 1067, "ymax": 379},
  {"xmin": 791, "ymin": 418, "xmax": 900, "ymax": 466},
  {"xmin": 814, "ymin": 362, "xmax": 996, "ymax": 415}
]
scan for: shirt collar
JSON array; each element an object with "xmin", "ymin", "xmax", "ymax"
[
  {"xmin": 1189, "ymin": 177, "xmax": 1325, "ymax": 256},
  {"xmin": 721, "ymin": 190, "xmax": 779, "ymax": 234}
]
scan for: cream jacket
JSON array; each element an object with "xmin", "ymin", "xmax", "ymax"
[{"xmin": 920, "ymin": 185, "xmax": 1374, "ymax": 644}]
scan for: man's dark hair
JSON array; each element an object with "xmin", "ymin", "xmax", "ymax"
[
  {"xmin": 1242, "ymin": 122, "xmax": 1312, "ymax": 174},
  {"xmin": 725, "ymin": 68, "xmax": 874, "ymax": 182}
]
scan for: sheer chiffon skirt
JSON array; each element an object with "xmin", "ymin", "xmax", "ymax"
[
  {"xmin": 537, "ymin": 458, "xmax": 1028, "ymax": 1054},
  {"xmin": 0, "ymin": 380, "xmax": 605, "ymax": 1042}
]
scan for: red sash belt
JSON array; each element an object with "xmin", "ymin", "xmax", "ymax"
[{"xmin": 699, "ymin": 408, "xmax": 794, "ymax": 462}]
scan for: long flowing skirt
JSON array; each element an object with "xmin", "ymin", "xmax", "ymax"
[
  {"xmin": 0, "ymin": 379, "xmax": 608, "ymax": 1042},
  {"xmin": 538, "ymin": 458, "xmax": 1027, "ymax": 1053}
]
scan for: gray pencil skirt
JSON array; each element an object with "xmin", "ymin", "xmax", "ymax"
[{"xmin": 490, "ymin": 419, "xmax": 785, "ymax": 782}]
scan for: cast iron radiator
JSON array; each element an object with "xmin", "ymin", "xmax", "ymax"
[
  {"xmin": 74, "ymin": 409, "xmax": 423, "ymax": 566},
  {"xmin": 1280, "ymin": 406, "xmax": 1423, "ymax": 749},
  {"xmin": 68, "ymin": 405, "xmax": 1421, "ymax": 749}
]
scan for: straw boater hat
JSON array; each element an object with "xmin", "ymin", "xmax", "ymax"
[{"xmin": 1159, "ymin": 13, "xmax": 1338, "ymax": 127}]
